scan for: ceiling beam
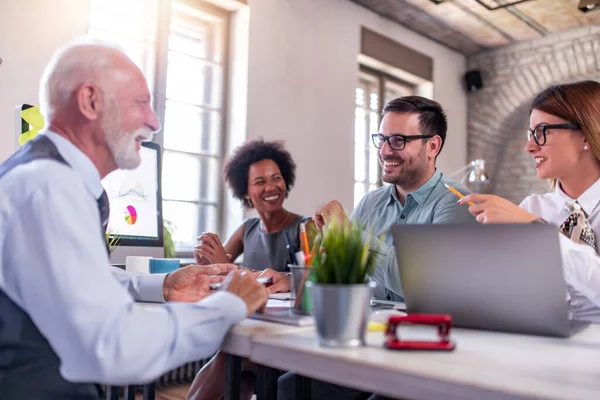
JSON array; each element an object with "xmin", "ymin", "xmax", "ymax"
[
  {"xmin": 505, "ymin": 6, "xmax": 549, "ymax": 35},
  {"xmin": 473, "ymin": 0, "xmax": 536, "ymax": 11},
  {"xmin": 453, "ymin": 0, "xmax": 517, "ymax": 42}
]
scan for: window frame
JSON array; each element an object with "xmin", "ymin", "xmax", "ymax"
[
  {"xmin": 159, "ymin": 0, "xmax": 231, "ymax": 257},
  {"xmin": 354, "ymin": 65, "xmax": 417, "ymax": 207},
  {"xmin": 89, "ymin": 0, "xmax": 232, "ymax": 257}
]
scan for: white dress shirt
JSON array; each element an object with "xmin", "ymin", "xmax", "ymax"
[
  {"xmin": 0, "ymin": 131, "xmax": 246, "ymax": 385},
  {"xmin": 520, "ymin": 177, "xmax": 600, "ymax": 323}
]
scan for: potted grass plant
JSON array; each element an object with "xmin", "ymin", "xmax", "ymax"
[{"xmin": 307, "ymin": 219, "xmax": 378, "ymax": 347}]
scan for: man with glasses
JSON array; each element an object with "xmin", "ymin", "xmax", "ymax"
[
  {"xmin": 312, "ymin": 95, "xmax": 476, "ymax": 304},
  {"xmin": 279, "ymin": 96, "xmax": 476, "ymax": 400}
]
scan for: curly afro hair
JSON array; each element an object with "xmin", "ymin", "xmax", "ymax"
[{"xmin": 224, "ymin": 139, "xmax": 296, "ymax": 208}]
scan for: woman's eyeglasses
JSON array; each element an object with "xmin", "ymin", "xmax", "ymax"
[{"xmin": 526, "ymin": 123, "xmax": 580, "ymax": 146}]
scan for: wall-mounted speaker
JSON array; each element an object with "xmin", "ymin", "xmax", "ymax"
[{"xmin": 464, "ymin": 70, "xmax": 483, "ymax": 92}]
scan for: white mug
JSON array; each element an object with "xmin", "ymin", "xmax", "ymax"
[{"xmin": 125, "ymin": 256, "xmax": 153, "ymax": 274}]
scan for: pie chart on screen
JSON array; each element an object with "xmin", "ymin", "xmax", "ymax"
[{"xmin": 124, "ymin": 205, "xmax": 137, "ymax": 225}]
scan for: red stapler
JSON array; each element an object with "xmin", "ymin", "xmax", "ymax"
[{"xmin": 385, "ymin": 314, "xmax": 455, "ymax": 351}]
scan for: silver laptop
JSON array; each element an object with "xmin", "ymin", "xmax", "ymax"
[{"xmin": 391, "ymin": 223, "xmax": 579, "ymax": 337}]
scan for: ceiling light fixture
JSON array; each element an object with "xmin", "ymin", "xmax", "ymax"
[
  {"xmin": 578, "ymin": 0, "xmax": 600, "ymax": 12},
  {"xmin": 430, "ymin": 0, "xmax": 536, "ymax": 10}
]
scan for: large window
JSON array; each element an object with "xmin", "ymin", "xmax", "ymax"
[
  {"xmin": 89, "ymin": 0, "xmax": 229, "ymax": 252},
  {"xmin": 354, "ymin": 67, "xmax": 414, "ymax": 207},
  {"xmin": 88, "ymin": 0, "xmax": 158, "ymax": 94}
]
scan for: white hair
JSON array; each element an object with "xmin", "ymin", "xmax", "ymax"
[{"xmin": 39, "ymin": 37, "xmax": 127, "ymax": 123}]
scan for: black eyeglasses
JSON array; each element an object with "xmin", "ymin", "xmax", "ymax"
[
  {"xmin": 371, "ymin": 133, "xmax": 433, "ymax": 150},
  {"xmin": 526, "ymin": 123, "xmax": 580, "ymax": 146}
]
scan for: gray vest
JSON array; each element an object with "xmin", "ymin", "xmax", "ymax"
[
  {"xmin": 242, "ymin": 215, "xmax": 309, "ymax": 272},
  {"xmin": 0, "ymin": 135, "xmax": 101, "ymax": 399}
]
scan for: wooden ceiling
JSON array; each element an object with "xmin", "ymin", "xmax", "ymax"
[{"xmin": 350, "ymin": 0, "xmax": 600, "ymax": 54}]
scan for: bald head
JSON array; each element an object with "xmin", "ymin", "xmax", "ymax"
[
  {"xmin": 39, "ymin": 39, "xmax": 143, "ymax": 123},
  {"xmin": 38, "ymin": 38, "xmax": 160, "ymax": 177}
]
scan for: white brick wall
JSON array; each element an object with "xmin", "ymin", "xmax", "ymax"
[{"xmin": 467, "ymin": 25, "xmax": 600, "ymax": 204}]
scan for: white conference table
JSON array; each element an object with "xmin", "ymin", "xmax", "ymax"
[
  {"xmin": 248, "ymin": 323, "xmax": 600, "ymax": 400},
  {"xmin": 222, "ymin": 317, "xmax": 311, "ymax": 357}
]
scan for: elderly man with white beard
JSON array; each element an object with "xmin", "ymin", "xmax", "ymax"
[{"xmin": 0, "ymin": 39, "xmax": 268, "ymax": 400}]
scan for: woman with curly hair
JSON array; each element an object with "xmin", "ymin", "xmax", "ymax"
[
  {"xmin": 194, "ymin": 139, "xmax": 310, "ymax": 276},
  {"xmin": 187, "ymin": 140, "xmax": 308, "ymax": 400}
]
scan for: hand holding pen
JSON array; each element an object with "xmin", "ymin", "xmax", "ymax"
[
  {"xmin": 458, "ymin": 193, "xmax": 538, "ymax": 224},
  {"xmin": 219, "ymin": 270, "xmax": 268, "ymax": 317},
  {"xmin": 256, "ymin": 269, "xmax": 291, "ymax": 294},
  {"xmin": 442, "ymin": 182, "xmax": 474, "ymax": 206}
]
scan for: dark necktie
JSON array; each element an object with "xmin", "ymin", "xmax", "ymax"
[
  {"xmin": 97, "ymin": 190, "xmax": 110, "ymax": 234},
  {"xmin": 97, "ymin": 190, "xmax": 110, "ymax": 255},
  {"xmin": 559, "ymin": 201, "xmax": 596, "ymax": 251}
]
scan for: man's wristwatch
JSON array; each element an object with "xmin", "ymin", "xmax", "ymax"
[{"xmin": 530, "ymin": 217, "xmax": 548, "ymax": 224}]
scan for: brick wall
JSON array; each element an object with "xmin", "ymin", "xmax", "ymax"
[{"xmin": 466, "ymin": 25, "xmax": 600, "ymax": 205}]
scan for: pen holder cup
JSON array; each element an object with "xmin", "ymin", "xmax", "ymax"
[{"xmin": 289, "ymin": 265, "xmax": 314, "ymax": 315}]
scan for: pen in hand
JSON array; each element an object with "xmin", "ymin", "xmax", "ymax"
[{"xmin": 443, "ymin": 182, "xmax": 474, "ymax": 206}]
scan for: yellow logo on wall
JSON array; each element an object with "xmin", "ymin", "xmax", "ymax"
[{"xmin": 19, "ymin": 106, "xmax": 44, "ymax": 146}]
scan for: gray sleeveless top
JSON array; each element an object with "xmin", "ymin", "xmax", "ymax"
[{"xmin": 242, "ymin": 215, "xmax": 309, "ymax": 272}]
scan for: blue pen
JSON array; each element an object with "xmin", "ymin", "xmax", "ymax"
[{"xmin": 283, "ymin": 231, "xmax": 298, "ymax": 265}]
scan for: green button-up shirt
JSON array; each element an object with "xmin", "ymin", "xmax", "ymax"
[{"xmin": 349, "ymin": 170, "xmax": 477, "ymax": 301}]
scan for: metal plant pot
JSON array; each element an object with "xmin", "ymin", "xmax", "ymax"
[{"xmin": 307, "ymin": 281, "xmax": 375, "ymax": 347}]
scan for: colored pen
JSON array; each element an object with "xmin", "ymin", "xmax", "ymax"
[
  {"xmin": 283, "ymin": 231, "xmax": 298, "ymax": 265},
  {"xmin": 299, "ymin": 223, "xmax": 312, "ymax": 266},
  {"xmin": 443, "ymin": 182, "xmax": 474, "ymax": 206}
]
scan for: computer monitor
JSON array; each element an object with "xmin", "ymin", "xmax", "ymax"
[{"xmin": 101, "ymin": 141, "xmax": 164, "ymax": 264}]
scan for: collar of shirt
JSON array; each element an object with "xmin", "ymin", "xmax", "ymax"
[
  {"xmin": 42, "ymin": 130, "xmax": 104, "ymax": 200},
  {"xmin": 554, "ymin": 177, "xmax": 600, "ymax": 216},
  {"xmin": 387, "ymin": 169, "xmax": 442, "ymax": 207}
]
